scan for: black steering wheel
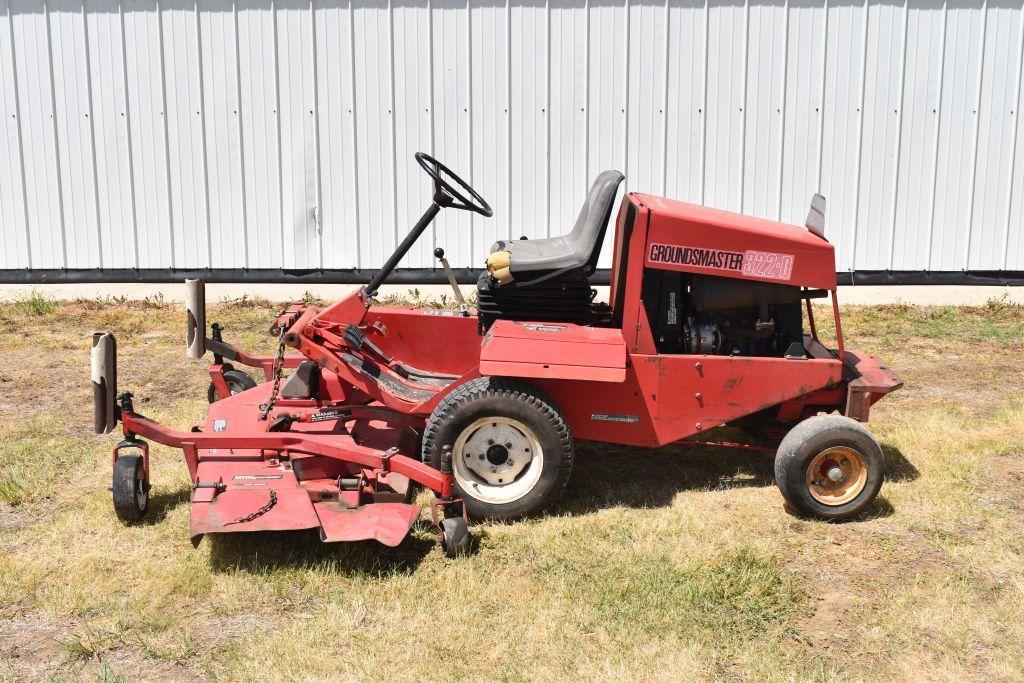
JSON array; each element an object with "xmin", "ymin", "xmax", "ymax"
[{"xmin": 416, "ymin": 152, "xmax": 493, "ymax": 218}]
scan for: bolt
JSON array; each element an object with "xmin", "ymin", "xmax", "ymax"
[
  {"xmin": 487, "ymin": 439, "xmax": 494, "ymax": 445},
  {"xmin": 505, "ymin": 442, "xmax": 512, "ymax": 449},
  {"xmin": 479, "ymin": 454, "xmax": 484, "ymax": 460},
  {"xmin": 491, "ymin": 466, "xmax": 497, "ymax": 473},
  {"xmin": 507, "ymin": 459, "xmax": 514, "ymax": 466}
]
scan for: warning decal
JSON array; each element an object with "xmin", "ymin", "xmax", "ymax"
[{"xmin": 648, "ymin": 243, "xmax": 794, "ymax": 282}]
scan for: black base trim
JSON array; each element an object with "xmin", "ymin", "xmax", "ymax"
[{"xmin": 1, "ymin": 268, "xmax": 1022, "ymax": 286}]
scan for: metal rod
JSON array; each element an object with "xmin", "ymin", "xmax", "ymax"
[
  {"xmin": 831, "ymin": 289, "xmax": 845, "ymax": 363},
  {"xmin": 364, "ymin": 202, "xmax": 441, "ymax": 300},
  {"xmin": 805, "ymin": 287, "xmax": 818, "ymax": 340}
]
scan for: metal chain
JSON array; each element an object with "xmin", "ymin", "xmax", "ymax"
[
  {"xmin": 225, "ymin": 489, "xmax": 278, "ymax": 525},
  {"xmin": 259, "ymin": 323, "xmax": 288, "ymax": 420}
]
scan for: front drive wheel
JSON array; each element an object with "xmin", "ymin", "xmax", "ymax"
[
  {"xmin": 422, "ymin": 377, "xmax": 573, "ymax": 520},
  {"xmin": 774, "ymin": 415, "xmax": 885, "ymax": 521}
]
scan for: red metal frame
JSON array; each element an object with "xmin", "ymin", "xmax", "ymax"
[{"xmin": 119, "ymin": 411, "xmax": 452, "ymax": 497}]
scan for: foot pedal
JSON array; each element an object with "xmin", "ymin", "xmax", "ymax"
[{"xmin": 344, "ymin": 324, "xmax": 393, "ymax": 363}]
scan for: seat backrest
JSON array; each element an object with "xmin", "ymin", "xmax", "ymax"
[{"xmin": 569, "ymin": 170, "xmax": 625, "ymax": 273}]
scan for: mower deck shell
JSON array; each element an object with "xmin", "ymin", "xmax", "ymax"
[{"xmin": 168, "ymin": 384, "xmax": 425, "ymax": 544}]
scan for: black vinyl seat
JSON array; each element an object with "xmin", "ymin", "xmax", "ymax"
[
  {"xmin": 485, "ymin": 170, "xmax": 625, "ymax": 284},
  {"xmin": 477, "ymin": 170, "xmax": 624, "ymax": 328}
]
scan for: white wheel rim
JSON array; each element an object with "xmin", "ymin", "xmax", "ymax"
[
  {"xmin": 452, "ymin": 416, "xmax": 543, "ymax": 505},
  {"xmin": 135, "ymin": 476, "xmax": 148, "ymax": 509}
]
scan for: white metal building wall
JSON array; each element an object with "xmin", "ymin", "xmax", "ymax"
[{"xmin": 1, "ymin": 0, "xmax": 1023, "ymax": 276}]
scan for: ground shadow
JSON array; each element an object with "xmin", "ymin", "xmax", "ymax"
[
  {"xmin": 556, "ymin": 433, "xmax": 777, "ymax": 516},
  {"xmin": 138, "ymin": 486, "xmax": 191, "ymax": 525},
  {"xmin": 782, "ymin": 495, "xmax": 895, "ymax": 522},
  {"xmin": 205, "ymin": 522, "xmax": 435, "ymax": 576},
  {"xmin": 881, "ymin": 443, "xmax": 920, "ymax": 482},
  {"xmin": 556, "ymin": 432, "xmax": 915, "ymax": 519}
]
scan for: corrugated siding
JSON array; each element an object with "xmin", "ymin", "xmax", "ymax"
[{"xmin": 1, "ymin": 0, "xmax": 1022, "ymax": 273}]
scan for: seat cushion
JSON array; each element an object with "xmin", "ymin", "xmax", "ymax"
[
  {"xmin": 497, "ymin": 235, "xmax": 582, "ymax": 273},
  {"xmin": 488, "ymin": 170, "xmax": 624, "ymax": 276}
]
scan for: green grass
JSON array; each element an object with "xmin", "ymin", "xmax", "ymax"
[
  {"xmin": 10, "ymin": 288, "xmax": 56, "ymax": 317},
  {"xmin": 0, "ymin": 293, "xmax": 1022, "ymax": 681}
]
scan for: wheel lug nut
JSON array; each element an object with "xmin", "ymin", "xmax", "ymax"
[
  {"xmin": 487, "ymin": 439, "xmax": 494, "ymax": 445},
  {"xmin": 505, "ymin": 442, "xmax": 512, "ymax": 449}
]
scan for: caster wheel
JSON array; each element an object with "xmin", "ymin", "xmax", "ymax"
[
  {"xmin": 207, "ymin": 369, "xmax": 258, "ymax": 403},
  {"xmin": 112, "ymin": 454, "xmax": 149, "ymax": 523},
  {"xmin": 439, "ymin": 517, "xmax": 472, "ymax": 558},
  {"xmin": 774, "ymin": 415, "xmax": 885, "ymax": 521}
]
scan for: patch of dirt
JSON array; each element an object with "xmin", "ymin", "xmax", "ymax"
[
  {"xmin": 0, "ymin": 610, "xmax": 202, "ymax": 682},
  {"xmin": 0, "ymin": 504, "xmax": 40, "ymax": 535},
  {"xmin": 977, "ymin": 453, "xmax": 1024, "ymax": 513}
]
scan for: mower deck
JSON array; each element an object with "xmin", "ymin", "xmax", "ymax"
[{"xmin": 169, "ymin": 383, "xmax": 425, "ymax": 545}]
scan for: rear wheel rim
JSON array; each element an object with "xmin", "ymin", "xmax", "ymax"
[
  {"xmin": 805, "ymin": 446, "xmax": 867, "ymax": 506},
  {"xmin": 452, "ymin": 417, "xmax": 543, "ymax": 505}
]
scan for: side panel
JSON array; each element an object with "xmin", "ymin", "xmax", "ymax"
[
  {"xmin": 536, "ymin": 353, "xmax": 843, "ymax": 447},
  {"xmin": 362, "ymin": 307, "xmax": 482, "ymax": 377},
  {"xmin": 480, "ymin": 322, "xmax": 627, "ymax": 383}
]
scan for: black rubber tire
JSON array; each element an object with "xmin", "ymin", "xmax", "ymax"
[
  {"xmin": 112, "ymin": 454, "xmax": 149, "ymax": 523},
  {"xmin": 207, "ymin": 369, "xmax": 258, "ymax": 403},
  {"xmin": 774, "ymin": 415, "xmax": 885, "ymax": 521},
  {"xmin": 422, "ymin": 377, "xmax": 573, "ymax": 520},
  {"xmin": 440, "ymin": 517, "xmax": 472, "ymax": 558}
]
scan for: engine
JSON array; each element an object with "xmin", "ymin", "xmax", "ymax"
[{"xmin": 641, "ymin": 270, "xmax": 806, "ymax": 358}]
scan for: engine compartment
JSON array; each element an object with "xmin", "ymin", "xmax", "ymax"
[{"xmin": 641, "ymin": 270, "xmax": 807, "ymax": 358}]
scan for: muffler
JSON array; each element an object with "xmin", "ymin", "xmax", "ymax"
[
  {"xmin": 185, "ymin": 278, "xmax": 206, "ymax": 359},
  {"xmin": 91, "ymin": 332, "xmax": 117, "ymax": 434}
]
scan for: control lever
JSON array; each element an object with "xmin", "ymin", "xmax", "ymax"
[{"xmin": 433, "ymin": 247, "xmax": 469, "ymax": 315}]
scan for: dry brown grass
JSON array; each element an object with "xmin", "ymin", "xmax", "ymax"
[{"xmin": 1, "ymin": 292, "xmax": 1022, "ymax": 681}]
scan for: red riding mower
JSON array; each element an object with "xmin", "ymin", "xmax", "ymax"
[{"xmin": 91, "ymin": 152, "xmax": 901, "ymax": 557}]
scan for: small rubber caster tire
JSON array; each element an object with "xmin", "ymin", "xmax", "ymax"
[
  {"xmin": 774, "ymin": 415, "xmax": 885, "ymax": 521},
  {"xmin": 207, "ymin": 369, "xmax": 258, "ymax": 403},
  {"xmin": 113, "ymin": 454, "xmax": 149, "ymax": 523},
  {"xmin": 440, "ymin": 517, "xmax": 472, "ymax": 558}
]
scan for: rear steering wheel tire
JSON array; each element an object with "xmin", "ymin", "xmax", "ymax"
[
  {"xmin": 422, "ymin": 377, "xmax": 573, "ymax": 521},
  {"xmin": 774, "ymin": 415, "xmax": 885, "ymax": 521},
  {"xmin": 112, "ymin": 454, "xmax": 149, "ymax": 523},
  {"xmin": 207, "ymin": 369, "xmax": 258, "ymax": 403}
]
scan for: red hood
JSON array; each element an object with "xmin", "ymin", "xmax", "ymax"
[{"xmin": 633, "ymin": 193, "xmax": 837, "ymax": 290}]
